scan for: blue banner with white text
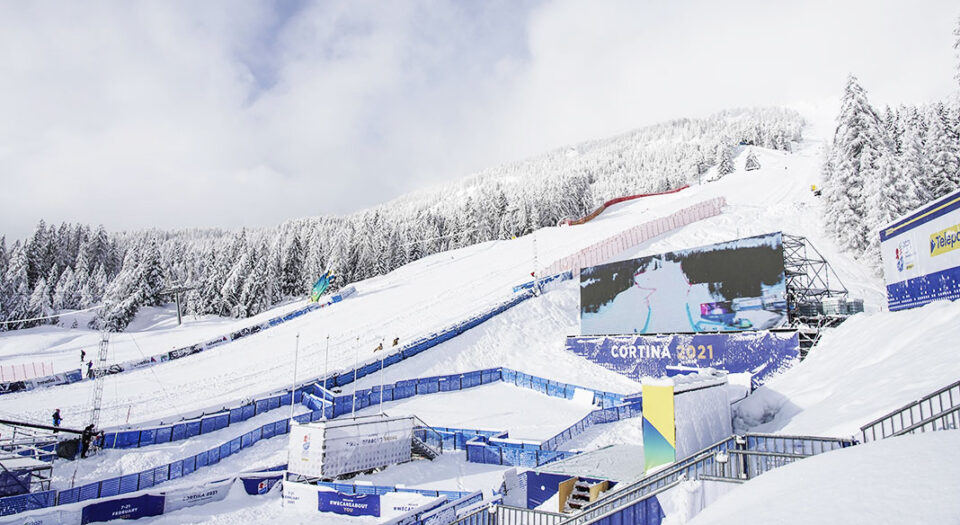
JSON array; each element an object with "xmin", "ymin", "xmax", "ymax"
[
  {"xmin": 565, "ymin": 331, "xmax": 798, "ymax": 387},
  {"xmin": 317, "ymin": 491, "xmax": 381, "ymax": 517}
]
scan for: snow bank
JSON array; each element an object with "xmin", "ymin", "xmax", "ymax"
[
  {"xmin": 734, "ymin": 300, "xmax": 960, "ymax": 437},
  {"xmin": 684, "ymin": 430, "xmax": 960, "ymax": 525}
]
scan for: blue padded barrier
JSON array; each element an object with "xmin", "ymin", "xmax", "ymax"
[
  {"xmin": 78, "ymin": 483, "xmax": 99, "ymax": 501},
  {"xmin": 182, "ymin": 457, "xmax": 196, "ymax": 477},
  {"xmin": 169, "ymin": 461, "xmax": 183, "ymax": 481},
  {"xmin": 57, "ymin": 488, "xmax": 79, "ymax": 505},
  {"xmin": 154, "ymin": 465, "xmax": 169, "ymax": 484},
  {"xmin": 185, "ymin": 421, "xmax": 201, "ymax": 438},
  {"xmin": 138, "ymin": 470, "xmax": 155, "ymax": 490},
  {"xmin": 241, "ymin": 404, "xmax": 255, "ymax": 420},
  {"xmin": 139, "ymin": 429, "xmax": 157, "ymax": 447},
  {"xmin": 119, "ymin": 474, "xmax": 139, "ymax": 494},
  {"xmin": 154, "ymin": 426, "xmax": 172, "ymax": 444},
  {"xmin": 0, "ymin": 490, "xmax": 56, "ymax": 516}
]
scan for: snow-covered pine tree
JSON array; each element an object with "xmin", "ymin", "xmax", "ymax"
[
  {"xmin": 900, "ymin": 123, "xmax": 932, "ymax": 203},
  {"xmin": 744, "ymin": 150, "xmax": 761, "ymax": 171},
  {"xmin": 279, "ymin": 234, "xmax": 304, "ymax": 298},
  {"xmin": 2, "ymin": 244, "xmax": 30, "ymax": 329},
  {"xmin": 27, "ymin": 278, "xmax": 53, "ymax": 327},
  {"xmin": 923, "ymin": 105, "xmax": 960, "ymax": 198},
  {"xmin": 96, "ymin": 252, "xmax": 143, "ymax": 331},
  {"xmin": 52, "ymin": 266, "xmax": 78, "ymax": 311},
  {"xmin": 138, "ymin": 240, "xmax": 165, "ymax": 307},
  {"xmin": 823, "ymin": 75, "xmax": 885, "ymax": 254},
  {"xmin": 715, "ymin": 140, "xmax": 735, "ymax": 177}
]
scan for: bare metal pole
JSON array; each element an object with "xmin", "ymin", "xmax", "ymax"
[
  {"xmin": 379, "ymin": 337, "xmax": 385, "ymax": 415},
  {"xmin": 322, "ymin": 335, "xmax": 330, "ymax": 420},
  {"xmin": 289, "ymin": 333, "xmax": 300, "ymax": 422},
  {"xmin": 352, "ymin": 335, "xmax": 359, "ymax": 418}
]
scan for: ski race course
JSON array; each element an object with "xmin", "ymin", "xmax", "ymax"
[{"xmin": 2, "ymin": 131, "xmax": 959, "ymax": 524}]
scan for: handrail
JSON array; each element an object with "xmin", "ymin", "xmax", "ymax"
[
  {"xmin": 453, "ymin": 503, "xmax": 565, "ymax": 525},
  {"xmin": 860, "ymin": 379, "xmax": 960, "ymax": 442},
  {"xmin": 891, "ymin": 404, "xmax": 960, "ymax": 437}
]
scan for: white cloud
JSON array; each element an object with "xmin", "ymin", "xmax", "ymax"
[{"xmin": 0, "ymin": 0, "xmax": 956, "ymax": 240}]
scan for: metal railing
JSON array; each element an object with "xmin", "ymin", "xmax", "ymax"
[
  {"xmin": 558, "ymin": 433, "xmax": 853, "ymax": 525},
  {"xmin": 412, "ymin": 416, "xmax": 444, "ymax": 458},
  {"xmin": 453, "ymin": 504, "xmax": 565, "ymax": 525},
  {"xmin": 860, "ymin": 379, "xmax": 960, "ymax": 442}
]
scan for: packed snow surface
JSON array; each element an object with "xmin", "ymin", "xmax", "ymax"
[
  {"xmin": 353, "ymin": 382, "xmax": 596, "ymax": 440},
  {"xmin": 684, "ymin": 431, "xmax": 960, "ymax": 525},
  {"xmin": 735, "ymin": 299, "xmax": 960, "ymax": 437}
]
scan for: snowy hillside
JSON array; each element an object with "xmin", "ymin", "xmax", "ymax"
[{"xmin": 6, "ymin": 125, "xmax": 960, "ymax": 524}]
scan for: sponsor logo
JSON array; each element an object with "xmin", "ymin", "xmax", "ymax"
[
  {"xmin": 896, "ymin": 239, "xmax": 917, "ymax": 272},
  {"xmin": 930, "ymin": 224, "xmax": 960, "ymax": 256}
]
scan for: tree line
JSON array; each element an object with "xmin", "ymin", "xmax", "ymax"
[{"xmin": 0, "ymin": 107, "xmax": 802, "ymax": 331}]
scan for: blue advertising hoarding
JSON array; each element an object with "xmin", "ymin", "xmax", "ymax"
[
  {"xmin": 317, "ymin": 491, "xmax": 381, "ymax": 517},
  {"xmin": 565, "ymin": 330, "xmax": 799, "ymax": 388},
  {"xmin": 81, "ymin": 494, "xmax": 165, "ymax": 524},
  {"xmin": 880, "ymin": 189, "xmax": 960, "ymax": 311},
  {"xmin": 580, "ymin": 233, "xmax": 788, "ymax": 336}
]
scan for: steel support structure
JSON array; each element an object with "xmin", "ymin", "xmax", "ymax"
[{"xmin": 781, "ymin": 234, "xmax": 849, "ymax": 354}]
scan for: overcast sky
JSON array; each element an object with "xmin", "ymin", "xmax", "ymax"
[{"xmin": 1, "ymin": 1, "xmax": 957, "ymax": 241}]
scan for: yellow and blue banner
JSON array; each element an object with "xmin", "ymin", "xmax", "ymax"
[{"xmin": 641, "ymin": 383, "xmax": 675, "ymax": 473}]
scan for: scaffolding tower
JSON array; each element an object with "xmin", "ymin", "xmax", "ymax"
[{"xmin": 782, "ymin": 234, "xmax": 849, "ymax": 354}]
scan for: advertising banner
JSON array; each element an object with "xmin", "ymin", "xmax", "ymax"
[
  {"xmin": 162, "ymin": 478, "xmax": 232, "ymax": 513},
  {"xmin": 321, "ymin": 417, "xmax": 413, "ymax": 478},
  {"xmin": 282, "ymin": 481, "xmax": 319, "ymax": 513},
  {"xmin": 642, "ymin": 383, "xmax": 675, "ymax": 473},
  {"xmin": 287, "ymin": 424, "xmax": 326, "ymax": 478},
  {"xmin": 80, "ymin": 494, "xmax": 164, "ymax": 524},
  {"xmin": 565, "ymin": 331, "xmax": 798, "ymax": 387},
  {"xmin": 880, "ymin": 190, "xmax": 960, "ymax": 311},
  {"xmin": 580, "ymin": 233, "xmax": 787, "ymax": 336},
  {"xmin": 317, "ymin": 490, "xmax": 381, "ymax": 517}
]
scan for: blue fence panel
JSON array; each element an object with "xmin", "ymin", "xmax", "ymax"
[
  {"xmin": 280, "ymin": 392, "xmax": 293, "ymax": 406},
  {"xmin": 207, "ymin": 447, "xmax": 221, "ymax": 465},
  {"xmin": 230, "ymin": 437, "xmax": 242, "ymax": 455},
  {"xmin": 58, "ymin": 488, "xmax": 80, "ymax": 505},
  {"xmin": 547, "ymin": 383, "xmax": 564, "ymax": 398},
  {"xmin": 154, "ymin": 426, "xmax": 173, "ymax": 444},
  {"xmin": 384, "ymin": 353, "xmax": 402, "ymax": 367},
  {"xmin": 153, "ymin": 465, "xmax": 169, "ymax": 484},
  {"xmin": 229, "ymin": 407, "xmax": 244, "ymax": 424},
  {"xmin": 0, "ymin": 490, "xmax": 56, "ymax": 516},
  {"xmin": 119, "ymin": 474, "xmax": 139, "ymax": 494},
  {"xmin": 333, "ymin": 396, "xmax": 353, "ymax": 417},
  {"xmin": 112, "ymin": 430, "xmax": 141, "ymax": 449},
  {"xmin": 169, "ymin": 460, "xmax": 183, "ymax": 480},
  {"xmin": 213, "ymin": 413, "xmax": 229, "ymax": 431},
  {"xmin": 138, "ymin": 428, "xmax": 157, "ymax": 447},
  {"xmin": 267, "ymin": 396, "xmax": 281, "ymax": 411},
  {"xmin": 462, "ymin": 372, "xmax": 481, "ymax": 389},
  {"xmin": 394, "ymin": 380, "xmax": 416, "ymax": 400},
  {"xmin": 242, "ymin": 431, "xmax": 255, "ymax": 449},
  {"xmin": 78, "ymin": 482, "xmax": 100, "ymax": 501},
  {"xmin": 170, "ymin": 423, "xmax": 186, "ymax": 442},
  {"xmin": 185, "ymin": 421, "xmax": 201, "ymax": 438},
  {"xmin": 196, "ymin": 451, "xmax": 209, "ymax": 468},
  {"xmin": 417, "ymin": 377, "xmax": 440, "ymax": 395},
  {"xmin": 100, "ymin": 477, "xmax": 120, "ymax": 498},
  {"xmin": 241, "ymin": 404, "xmax": 256, "ymax": 420},
  {"xmin": 219, "ymin": 443, "xmax": 232, "ymax": 460},
  {"xmin": 263, "ymin": 422, "xmax": 276, "ymax": 440},
  {"xmin": 255, "ymin": 399, "xmax": 270, "ymax": 415},
  {"xmin": 182, "ymin": 456, "xmax": 196, "ymax": 476},
  {"xmin": 438, "ymin": 375, "xmax": 461, "ymax": 392},
  {"xmin": 200, "ymin": 417, "xmax": 217, "ymax": 435},
  {"xmin": 276, "ymin": 419, "xmax": 290, "ymax": 435},
  {"xmin": 140, "ymin": 469, "xmax": 157, "ymax": 490},
  {"xmin": 501, "ymin": 368, "xmax": 517, "ymax": 384}
]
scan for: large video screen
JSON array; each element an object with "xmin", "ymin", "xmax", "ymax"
[{"xmin": 580, "ymin": 232, "xmax": 787, "ymax": 335}]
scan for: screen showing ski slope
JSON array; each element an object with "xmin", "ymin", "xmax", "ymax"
[{"xmin": 579, "ymin": 232, "xmax": 787, "ymax": 335}]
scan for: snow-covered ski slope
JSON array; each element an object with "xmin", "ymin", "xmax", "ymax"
[
  {"xmin": 0, "ymin": 130, "xmax": 892, "ymax": 433},
  {"xmin": 7, "ymin": 126, "xmax": 960, "ymax": 523}
]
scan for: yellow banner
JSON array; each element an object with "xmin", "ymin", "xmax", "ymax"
[{"xmin": 929, "ymin": 224, "xmax": 960, "ymax": 257}]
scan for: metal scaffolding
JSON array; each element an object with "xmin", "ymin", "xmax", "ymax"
[{"xmin": 781, "ymin": 234, "xmax": 850, "ymax": 353}]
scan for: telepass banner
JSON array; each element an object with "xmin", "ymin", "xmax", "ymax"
[{"xmin": 880, "ymin": 189, "xmax": 960, "ymax": 311}]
